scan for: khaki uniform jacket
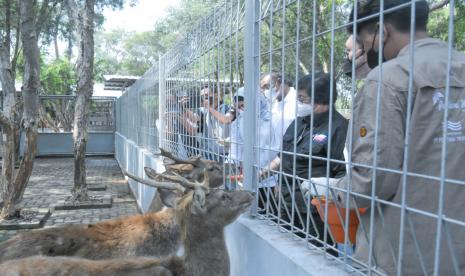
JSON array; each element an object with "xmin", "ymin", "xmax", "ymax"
[{"xmin": 335, "ymin": 38, "xmax": 465, "ymax": 275}]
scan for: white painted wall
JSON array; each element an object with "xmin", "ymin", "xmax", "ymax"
[{"xmin": 115, "ymin": 132, "xmax": 350, "ymax": 276}]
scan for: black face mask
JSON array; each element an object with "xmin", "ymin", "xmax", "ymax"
[{"xmin": 366, "ymin": 28, "xmax": 386, "ymax": 69}]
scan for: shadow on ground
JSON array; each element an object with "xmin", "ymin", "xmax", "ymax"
[{"xmin": 0, "ymin": 157, "xmax": 139, "ymax": 242}]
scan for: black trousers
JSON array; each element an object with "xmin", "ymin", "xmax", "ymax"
[{"xmin": 279, "ymin": 176, "xmax": 334, "ymax": 247}]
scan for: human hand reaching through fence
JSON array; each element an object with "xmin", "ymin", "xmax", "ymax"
[
  {"xmin": 301, "ymin": 177, "xmax": 340, "ymax": 198},
  {"xmin": 178, "ymin": 96, "xmax": 189, "ymax": 109}
]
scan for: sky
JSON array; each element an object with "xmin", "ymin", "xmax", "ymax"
[
  {"xmin": 102, "ymin": 0, "xmax": 181, "ymax": 32},
  {"xmin": 47, "ymin": 0, "xmax": 180, "ymax": 62}
]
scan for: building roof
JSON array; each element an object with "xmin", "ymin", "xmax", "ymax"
[{"xmin": 103, "ymin": 75, "xmax": 139, "ymax": 91}]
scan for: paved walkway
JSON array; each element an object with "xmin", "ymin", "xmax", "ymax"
[{"xmin": 0, "ymin": 157, "xmax": 139, "ymax": 242}]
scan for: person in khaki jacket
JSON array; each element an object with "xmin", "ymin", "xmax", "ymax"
[{"xmin": 331, "ymin": 0, "xmax": 465, "ymax": 275}]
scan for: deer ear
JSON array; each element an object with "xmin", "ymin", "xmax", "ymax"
[
  {"xmin": 190, "ymin": 190, "xmax": 207, "ymax": 215},
  {"xmin": 158, "ymin": 189, "xmax": 178, "ymax": 208}
]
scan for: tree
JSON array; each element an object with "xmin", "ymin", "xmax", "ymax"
[
  {"xmin": 0, "ymin": 0, "xmax": 51, "ymax": 219},
  {"xmin": 93, "ymin": 0, "xmax": 222, "ymax": 80},
  {"xmin": 64, "ymin": 0, "xmax": 96, "ymax": 202},
  {"xmin": 65, "ymin": 0, "xmax": 133, "ymax": 202},
  {"xmin": 39, "ymin": 58, "xmax": 76, "ymax": 131},
  {"xmin": 94, "ymin": 29, "xmax": 159, "ymax": 79}
]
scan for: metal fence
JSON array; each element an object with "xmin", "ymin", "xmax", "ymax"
[
  {"xmin": 39, "ymin": 95, "xmax": 116, "ymax": 132},
  {"xmin": 116, "ymin": 0, "xmax": 465, "ymax": 275},
  {"xmin": 116, "ymin": 65, "xmax": 160, "ymax": 153}
]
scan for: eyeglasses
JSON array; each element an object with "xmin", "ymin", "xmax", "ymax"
[
  {"xmin": 297, "ymin": 95, "xmax": 311, "ymax": 104},
  {"xmin": 260, "ymin": 83, "xmax": 270, "ymax": 91}
]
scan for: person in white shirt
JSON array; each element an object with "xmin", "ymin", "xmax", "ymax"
[
  {"xmin": 259, "ymin": 73, "xmax": 297, "ymax": 188},
  {"xmin": 270, "ymin": 74, "xmax": 297, "ymax": 152}
]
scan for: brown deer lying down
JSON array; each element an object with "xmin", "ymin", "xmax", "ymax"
[
  {"xmin": 0, "ymin": 167, "xmax": 211, "ymax": 262},
  {"xmin": 0, "ymin": 150, "xmax": 224, "ymax": 262},
  {"xmin": 0, "ymin": 256, "xmax": 186, "ymax": 276},
  {"xmin": 0, "ymin": 168, "xmax": 254, "ymax": 276},
  {"xmin": 0, "ymin": 255, "xmax": 185, "ymax": 276}
]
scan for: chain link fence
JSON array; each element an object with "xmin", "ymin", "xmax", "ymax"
[
  {"xmin": 116, "ymin": 66, "xmax": 160, "ymax": 153},
  {"xmin": 116, "ymin": 1, "xmax": 465, "ymax": 275}
]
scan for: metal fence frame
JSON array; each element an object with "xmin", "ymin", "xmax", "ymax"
[
  {"xmin": 39, "ymin": 95, "xmax": 116, "ymax": 133},
  {"xmin": 116, "ymin": 1, "xmax": 465, "ymax": 275}
]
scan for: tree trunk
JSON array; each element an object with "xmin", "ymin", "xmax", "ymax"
[
  {"xmin": 0, "ymin": 0, "xmax": 17, "ymax": 219},
  {"xmin": 64, "ymin": 101, "xmax": 74, "ymax": 131},
  {"xmin": 54, "ymin": 34, "xmax": 60, "ymax": 60},
  {"xmin": 0, "ymin": 0, "xmax": 39, "ymax": 219},
  {"xmin": 0, "ymin": 126, "xmax": 17, "ymax": 219},
  {"xmin": 13, "ymin": 102, "xmax": 22, "ymax": 164},
  {"xmin": 53, "ymin": 8, "xmax": 62, "ymax": 61},
  {"xmin": 72, "ymin": 93, "xmax": 91, "ymax": 201},
  {"xmin": 70, "ymin": 0, "xmax": 95, "ymax": 202},
  {"xmin": 66, "ymin": 38, "xmax": 73, "ymax": 61},
  {"xmin": 38, "ymin": 104, "xmax": 60, "ymax": 132}
]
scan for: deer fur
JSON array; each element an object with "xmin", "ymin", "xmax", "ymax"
[
  {"xmin": 156, "ymin": 148, "xmax": 225, "ymax": 187},
  {"xmin": 0, "ymin": 206, "xmax": 182, "ymax": 261},
  {"xmin": 0, "ymin": 255, "xmax": 185, "ymax": 276},
  {"xmin": 179, "ymin": 188, "xmax": 254, "ymax": 276},
  {"xmin": 125, "ymin": 166, "xmax": 255, "ymax": 276},
  {"xmin": 0, "ymin": 165, "xmax": 254, "ymax": 276},
  {"xmin": 0, "ymin": 150, "xmax": 220, "ymax": 262}
]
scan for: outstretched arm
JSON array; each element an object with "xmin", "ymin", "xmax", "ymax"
[
  {"xmin": 177, "ymin": 114, "xmax": 199, "ymax": 136},
  {"xmin": 208, "ymin": 105, "xmax": 235, "ymax": 124}
]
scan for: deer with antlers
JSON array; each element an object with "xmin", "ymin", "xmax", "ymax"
[
  {"xmin": 155, "ymin": 148, "xmax": 225, "ymax": 186},
  {"xmin": 0, "ymin": 150, "xmax": 222, "ymax": 262},
  {"xmin": 0, "ymin": 171, "xmax": 208, "ymax": 261},
  {"xmin": 0, "ymin": 159, "xmax": 254, "ymax": 276}
]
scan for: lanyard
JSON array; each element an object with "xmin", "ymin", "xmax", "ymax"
[{"xmin": 296, "ymin": 123, "xmax": 309, "ymax": 145}]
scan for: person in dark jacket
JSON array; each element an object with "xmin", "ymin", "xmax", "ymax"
[{"xmin": 261, "ymin": 72, "xmax": 348, "ymax": 243}]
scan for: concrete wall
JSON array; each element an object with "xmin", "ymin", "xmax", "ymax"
[
  {"xmin": 115, "ymin": 132, "xmax": 350, "ymax": 276},
  {"xmin": 115, "ymin": 132, "xmax": 165, "ymax": 213},
  {"xmin": 21, "ymin": 132, "xmax": 115, "ymax": 156},
  {"xmin": 226, "ymin": 216, "xmax": 351, "ymax": 276}
]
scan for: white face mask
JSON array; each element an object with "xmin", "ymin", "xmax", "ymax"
[
  {"xmin": 237, "ymin": 108, "xmax": 245, "ymax": 117},
  {"xmin": 296, "ymin": 102, "xmax": 313, "ymax": 117},
  {"xmin": 264, "ymin": 87, "xmax": 277, "ymax": 100}
]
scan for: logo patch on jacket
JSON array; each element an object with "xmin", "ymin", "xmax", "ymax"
[
  {"xmin": 313, "ymin": 134, "xmax": 327, "ymax": 143},
  {"xmin": 360, "ymin": 127, "xmax": 367, "ymax": 137}
]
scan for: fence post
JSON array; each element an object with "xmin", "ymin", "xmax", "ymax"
[
  {"xmin": 243, "ymin": 0, "xmax": 260, "ymax": 213},
  {"xmin": 158, "ymin": 55, "xmax": 166, "ymax": 152}
]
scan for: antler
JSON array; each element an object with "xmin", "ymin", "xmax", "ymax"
[
  {"xmin": 158, "ymin": 148, "xmax": 203, "ymax": 167},
  {"xmin": 122, "ymin": 169, "xmax": 185, "ymax": 192},
  {"xmin": 156, "ymin": 170, "xmax": 209, "ymax": 191}
]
